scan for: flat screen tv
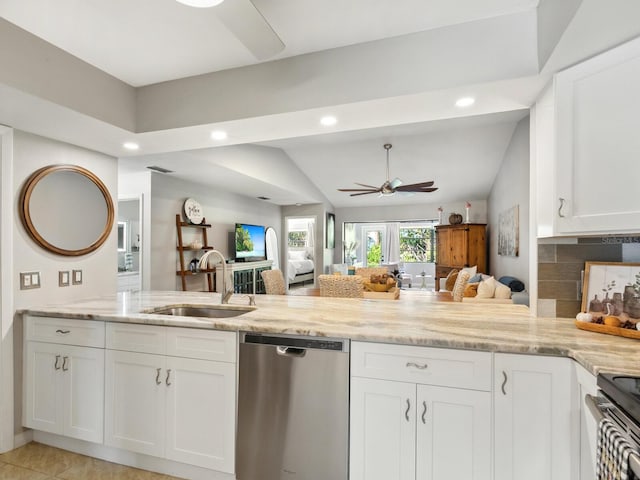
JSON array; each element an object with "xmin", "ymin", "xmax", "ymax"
[{"xmin": 235, "ymin": 223, "xmax": 266, "ymax": 262}]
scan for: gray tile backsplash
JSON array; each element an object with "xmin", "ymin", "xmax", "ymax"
[{"xmin": 537, "ymin": 237, "xmax": 640, "ymax": 318}]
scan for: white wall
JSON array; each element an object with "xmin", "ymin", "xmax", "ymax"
[
  {"xmin": 487, "ymin": 116, "xmax": 530, "ymax": 287},
  {"xmin": 13, "ymin": 131, "xmax": 118, "ymax": 308},
  {"xmin": 149, "ymin": 173, "xmax": 282, "ymax": 291}
]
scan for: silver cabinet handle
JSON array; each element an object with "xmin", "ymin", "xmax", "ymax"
[
  {"xmin": 165, "ymin": 369, "xmax": 171, "ymax": 386},
  {"xmin": 54, "ymin": 355, "xmax": 61, "ymax": 370},
  {"xmin": 56, "ymin": 329, "xmax": 70, "ymax": 335},
  {"xmin": 406, "ymin": 362, "xmax": 428, "ymax": 370},
  {"xmin": 62, "ymin": 356, "xmax": 69, "ymax": 372},
  {"xmin": 405, "ymin": 399, "xmax": 411, "ymax": 422},
  {"xmin": 501, "ymin": 371, "xmax": 508, "ymax": 395},
  {"xmin": 558, "ymin": 198, "xmax": 566, "ymax": 218},
  {"xmin": 155, "ymin": 368, "xmax": 162, "ymax": 385},
  {"xmin": 421, "ymin": 401, "xmax": 427, "ymax": 424}
]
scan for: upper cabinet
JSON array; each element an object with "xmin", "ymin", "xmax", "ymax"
[{"xmin": 535, "ymin": 36, "xmax": 640, "ymax": 237}]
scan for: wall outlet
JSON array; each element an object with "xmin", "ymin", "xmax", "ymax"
[
  {"xmin": 59, "ymin": 271, "xmax": 70, "ymax": 287},
  {"xmin": 20, "ymin": 272, "xmax": 40, "ymax": 290},
  {"xmin": 72, "ymin": 269, "xmax": 82, "ymax": 285}
]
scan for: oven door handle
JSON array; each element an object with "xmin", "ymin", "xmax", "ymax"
[{"xmin": 584, "ymin": 394, "xmax": 640, "ymax": 478}]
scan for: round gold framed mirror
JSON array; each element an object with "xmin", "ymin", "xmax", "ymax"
[{"xmin": 19, "ymin": 164, "xmax": 115, "ymax": 256}]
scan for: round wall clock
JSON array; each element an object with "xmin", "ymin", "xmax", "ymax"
[{"xmin": 183, "ymin": 198, "xmax": 204, "ymax": 224}]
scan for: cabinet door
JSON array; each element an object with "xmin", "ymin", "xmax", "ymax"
[
  {"xmin": 350, "ymin": 377, "xmax": 415, "ymax": 480},
  {"xmin": 62, "ymin": 344, "xmax": 104, "ymax": 443},
  {"xmin": 449, "ymin": 228, "xmax": 468, "ymax": 267},
  {"xmin": 554, "ymin": 37, "xmax": 640, "ymax": 234},
  {"xmin": 165, "ymin": 357, "xmax": 236, "ymax": 473},
  {"xmin": 24, "ymin": 342, "xmax": 63, "ymax": 434},
  {"xmin": 494, "ymin": 354, "xmax": 578, "ymax": 480},
  {"xmin": 436, "ymin": 229, "xmax": 451, "ymax": 266},
  {"xmin": 104, "ymin": 350, "xmax": 165, "ymax": 457},
  {"xmin": 416, "ymin": 385, "xmax": 491, "ymax": 480}
]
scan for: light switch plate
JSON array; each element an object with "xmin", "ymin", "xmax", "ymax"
[
  {"xmin": 59, "ymin": 271, "xmax": 70, "ymax": 287},
  {"xmin": 20, "ymin": 272, "xmax": 40, "ymax": 290},
  {"xmin": 72, "ymin": 269, "xmax": 82, "ymax": 285}
]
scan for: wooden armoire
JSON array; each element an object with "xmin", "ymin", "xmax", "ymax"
[{"xmin": 435, "ymin": 224, "xmax": 487, "ymax": 291}]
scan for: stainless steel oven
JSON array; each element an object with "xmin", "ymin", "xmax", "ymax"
[{"xmin": 586, "ymin": 374, "xmax": 640, "ymax": 478}]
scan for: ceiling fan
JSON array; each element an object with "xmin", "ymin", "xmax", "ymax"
[
  {"xmin": 176, "ymin": 0, "xmax": 285, "ymax": 60},
  {"xmin": 338, "ymin": 144, "xmax": 438, "ymax": 197}
]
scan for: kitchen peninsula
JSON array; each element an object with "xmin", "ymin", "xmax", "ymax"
[
  {"xmin": 19, "ymin": 291, "xmax": 640, "ymax": 480},
  {"xmin": 20, "ymin": 290, "xmax": 640, "ymax": 375}
]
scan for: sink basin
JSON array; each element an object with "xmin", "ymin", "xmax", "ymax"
[{"xmin": 147, "ymin": 304, "xmax": 256, "ymax": 318}]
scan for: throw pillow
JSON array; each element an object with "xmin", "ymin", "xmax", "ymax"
[
  {"xmin": 498, "ymin": 276, "xmax": 526, "ymax": 292},
  {"xmin": 452, "ymin": 271, "xmax": 471, "ymax": 302},
  {"xmin": 495, "ymin": 282, "xmax": 512, "ymax": 299},
  {"xmin": 477, "ymin": 276, "xmax": 497, "ymax": 298},
  {"xmin": 444, "ymin": 269, "xmax": 459, "ymax": 291},
  {"xmin": 464, "ymin": 282, "xmax": 479, "ymax": 297},
  {"xmin": 461, "ymin": 265, "xmax": 478, "ymax": 278}
]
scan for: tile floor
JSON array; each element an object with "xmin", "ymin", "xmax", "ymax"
[{"xmin": 0, "ymin": 442, "xmax": 184, "ymax": 480}]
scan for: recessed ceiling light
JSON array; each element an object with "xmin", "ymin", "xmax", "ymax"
[
  {"xmin": 320, "ymin": 115, "xmax": 337, "ymax": 126},
  {"xmin": 211, "ymin": 130, "xmax": 228, "ymax": 141},
  {"xmin": 455, "ymin": 97, "xmax": 475, "ymax": 108},
  {"xmin": 175, "ymin": 0, "xmax": 224, "ymax": 8},
  {"xmin": 123, "ymin": 142, "xmax": 139, "ymax": 151}
]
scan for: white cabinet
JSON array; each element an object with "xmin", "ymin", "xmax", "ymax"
[
  {"xmin": 104, "ymin": 323, "xmax": 236, "ymax": 473},
  {"xmin": 350, "ymin": 377, "xmax": 416, "ymax": 480},
  {"xmin": 494, "ymin": 353, "xmax": 578, "ymax": 480},
  {"xmin": 23, "ymin": 317, "xmax": 104, "ymax": 444},
  {"xmin": 350, "ymin": 342, "xmax": 492, "ymax": 480},
  {"xmin": 535, "ymin": 36, "xmax": 640, "ymax": 236}
]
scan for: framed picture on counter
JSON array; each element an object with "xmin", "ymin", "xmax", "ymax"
[{"xmin": 581, "ymin": 261, "xmax": 640, "ymax": 320}]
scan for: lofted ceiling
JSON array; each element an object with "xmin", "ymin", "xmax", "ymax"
[{"xmin": 2, "ymin": 0, "xmax": 640, "ymax": 209}]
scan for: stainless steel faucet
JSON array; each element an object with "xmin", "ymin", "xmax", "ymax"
[{"xmin": 198, "ymin": 250, "xmax": 233, "ymax": 304}]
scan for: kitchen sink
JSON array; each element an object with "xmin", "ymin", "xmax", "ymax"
[{"xmin": 146, "ymin": 304, "xmax": 256, "ymax": 318}]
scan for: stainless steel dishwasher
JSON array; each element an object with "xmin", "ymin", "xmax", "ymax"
[{"xmin": 236, "ymin": 332, "xmax": 350, "ymax": 480}]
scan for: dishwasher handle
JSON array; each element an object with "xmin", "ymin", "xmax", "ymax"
[{"xmin": 276, "ymin": 346, "xmax": 307, "ymax": 357}]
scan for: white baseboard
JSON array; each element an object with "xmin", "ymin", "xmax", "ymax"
[
  {"xmin": 13, "ymin": 429, "xmax": 33, "ymax": 448},
  {"xmin": 32, "ymin": 431, "xmax": 235, "ymax": 480}
]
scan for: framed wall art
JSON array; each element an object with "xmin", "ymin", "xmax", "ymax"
[
  {"xmin": 498, "ymin": 205, "xmax": 519, "ymax": 257},
  {"xmin": 581, "ymin": 261, "xmax": 640, "ymax": 320}
]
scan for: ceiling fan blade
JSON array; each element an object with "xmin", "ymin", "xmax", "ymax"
[
  {"xmin": 396, "ymin": 186, "xmax": 439, "ymax": 193},
  {"xmin": 355, "ymin": 182, "xmax": 380, "ymax": 189},
  {"xmin": 338, "ymin": 188, "xmax": 379, "ymax": 192},
  {"xmin": 215, "ymin": 0, "xmax": 285, "ymax": 60},
  {"xmin": 350, "ymin": 191, "xmax": 379, "ymax": 196},
  {"xmin": 396, "ymin": 180, "xmax": 435, "ymax": 189},
  {"xmin": 389, "ymin": 177, "xmax": 402, "ymax": 189}
]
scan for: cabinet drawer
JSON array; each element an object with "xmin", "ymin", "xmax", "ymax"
[
  {"xmin": 166, "ymin": 327, "xmax": 236, "ymax": 363},
  {"xmin": 106, "ymin": 323, "xmax": 165, "ymax": 354},
  {"xmin": 25, "ymin": 316, "xmax": 104, "ymax": 348},
  {"xmin": 351, "ymin": 341, "xmax": 492, "ymax": 391}
]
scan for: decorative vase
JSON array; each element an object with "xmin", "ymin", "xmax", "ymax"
[
  {"xmin": 449, "ymin": 213, "xmax": 463, "ymax": 225},
  {"xmin": 589, "ymin": 294, "xmax": 603, "ymax": 312}
]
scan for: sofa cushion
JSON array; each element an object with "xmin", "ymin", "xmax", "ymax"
[
  {"xmin": 444, "ymin": 269, "xmax": 459, "ymax": 291},
  {"xmin": 464, "ymin": 282, "xmax": 479, "ymax": 297},
  {"xmin": 452, "ymin": 271, "xmax": 471, "ymax": 302},
  {"xmin": 494, "ymin": 282, "xmax": 512, "ymax": 299},
  {"xmin": 477, "ymin": 276, "xmax": 497, "ymax": 298},
  {"xmin": 498, "ymin": 276, "xmax": 525, "ymax": 292}
]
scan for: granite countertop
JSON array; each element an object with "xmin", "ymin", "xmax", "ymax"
[{"xmin": 19, "ymin": 290, "xmax": 640, "ymax": 377}]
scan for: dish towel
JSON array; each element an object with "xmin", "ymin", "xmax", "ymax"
[{"xmin": 597, "ymin": 417, "xmax": 639, "ymax": 480}]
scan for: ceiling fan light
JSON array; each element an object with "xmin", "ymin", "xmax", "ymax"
[{"xmin": 176, "ymin": 0, "xmax": 224, "ymax": 8}]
